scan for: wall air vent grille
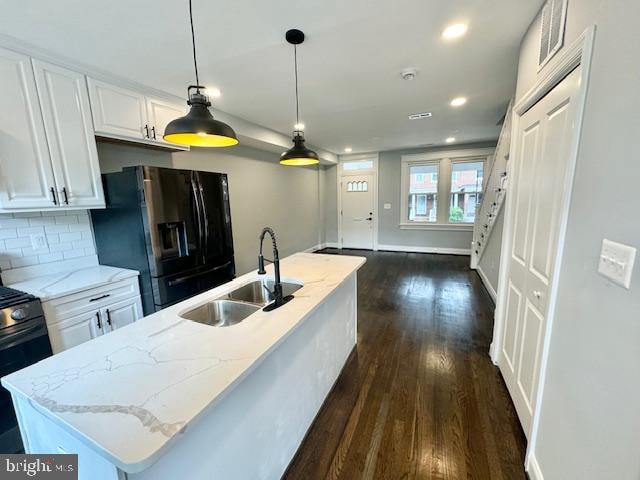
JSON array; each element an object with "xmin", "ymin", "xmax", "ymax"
[
  {"xmin": 538, "ymin": 0, "xmax": 568, "ymax": 69},
  {"xmin": 408, "ymin": 112, "xmax": 432, "ymax": 120}
]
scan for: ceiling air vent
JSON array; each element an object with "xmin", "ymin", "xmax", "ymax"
[
  {"xmin": 538, "ymin": 0, "xmax": 568, "ymax": 69},
  {"xmin": 408, "ymin": 112, "xmax": 432, "ymax": 120}
]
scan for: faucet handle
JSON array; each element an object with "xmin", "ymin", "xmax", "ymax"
[{"xmin": 257, "ymin": 254, "xmax": 266, "ymax": 274}]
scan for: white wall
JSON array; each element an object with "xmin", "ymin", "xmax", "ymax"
[
  {"xmin": 97, "ymin": 141, "xmax": 323, "ymax": 275},
  {"xmin": 516, "ymin": 1, "xmax": 640, "ymax": 479},
  {"xmin": 478, "ymin": 207, "xmax": 504, "ymax": 298}
]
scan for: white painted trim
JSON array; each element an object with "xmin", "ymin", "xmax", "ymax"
[
  {"xmin": 491, "ymin": 25, "xmax": 596, "ymax": 468},
  {"xmin": 337, "ymin": 154, "xmax": 379, "ymax": 251},
  {"xmin": 526, "ymin": 453, "xmax": 544, "ymax": 480},
  {"xmin": 303, "ymin": 242, "xmax": 340, "ymax": 253},
  {"xmin": 377, "ymin": 244, "xmax": 470, "ymax": 255},
  {"xmin": 400, "ymin": 148, "xmax": 495, "ymax": 164},
  {"xmin": 0, "ymin": 32, "xmax": 337, "ymax": 164},
  {"xmin": 476, "ymin": 265, "xmax": 497, "ymax": 302},
  {"xmin": 325, "ymin": 242, "xmax": 340, "ymax": 249},
  {"xmin": 398, "ymin": 223, "xmax": 473, "ymax": 231}
]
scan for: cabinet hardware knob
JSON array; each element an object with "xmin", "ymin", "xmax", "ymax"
[
  {"xmin": 89, "ymin": 294, "xmax": 111, "ymax": 302},
  {"xmin": 151, "ymin": 126, "xmax": 156, "ymax": 140},
  {"xmin": 50, "ymin": 187, "xmax": 58, "ymax": 205},
  {"xmin": 144, "ymin": 124, "xmax": 150, "ymax": 138},
  {"xmin": 62, "ymin": 187, "xmax": 69, "ymax": 205},
  {"xmin": 106, "ymin": 309, "xmax": 112, "ymax": 327},
  {"xmin": 96, "ymin": 311, "xmax": 102, "ymax": 329}
]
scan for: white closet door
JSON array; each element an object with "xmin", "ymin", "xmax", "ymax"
[
  {"xmin": 33, "ymin": 60, "xmax": 104, "ymax": 208},
  {"xmin": 0, "ymin": 47, "xmax": 57, "ymax": 210},
  {"xmin": 499, "ymin": 66, "xmax": 582, "ymax": 436}
]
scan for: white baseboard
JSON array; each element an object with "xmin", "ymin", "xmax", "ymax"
[
  {"xmin": 376, "ymin": 244, "xmax": 471, "ymax": 256},
  {"xmin": 325, "ymin": 242, "xmax": 339, "ymax": 249},
  {"xmin": 526, "ymin": 453, "xmax": 544, "ymax": 480},
  {"xmin": 302, "ymin": 242, "xmax": 339, "ymax": 253},
  {"xmin": 476, "ymin": 265, "xmax": 497, "ymax": 302}
]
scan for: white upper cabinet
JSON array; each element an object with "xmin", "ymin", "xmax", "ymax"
[
  {"xmin": 0, "ymin": 47, "xmax": 58, "ymax": 210},
  {"xmin": 33, "ymin": 60, "xmax": 104, "ymax": 208},
  {"xmin": 87, "ymin": 78, "xmax": 148, "ymax": 140},
  {"xmin": 146, "ymin": 96, "xmax": 187, "ymax": 146},
  {"xmin": 88, "ymin": 77, "xmax": 188, "ymax": 150}
]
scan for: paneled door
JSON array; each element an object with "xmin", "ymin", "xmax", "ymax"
[
  {"xmin": 146, "ymin": 96, "xmax": 186, "ymax": 146},
  {"xmin": 499, "ymin": 66, "xmax": 582, "ymax": 436},
  {"xmin": 101, "ymin": 297, "xmax": 143, "ymax": 332},
  {"xmin": 340, "ymin": 174, "xmax": 375, "ymax": 249},
  {"xmin": 0, "ymin": 46, "xmax": 57, "ymax": 210},
  {"xmin": 33, "ymin": 60, "xmax": 105, "ymax": 208}
]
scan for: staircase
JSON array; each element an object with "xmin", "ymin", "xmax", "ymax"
[{"xmin": 470, "ymin": 101, "xmax": 513, "ymax": 270}]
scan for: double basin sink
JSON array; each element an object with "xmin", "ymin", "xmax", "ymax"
[{"xmin": 180, "ymin": 278, "xmax": 302, "ymax": 327}]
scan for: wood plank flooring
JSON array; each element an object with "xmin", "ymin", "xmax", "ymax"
[{"xmin": 283, "ymin": 249, "xmax": 527, "ymax": 480}]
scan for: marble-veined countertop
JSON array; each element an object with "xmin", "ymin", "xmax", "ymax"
[
  {"xmin": 1, "ymin": 253, "xmax": 365, "ymax": 473},
  {"xmin": 7, "ymin": 265, "xmax": 140, "ymax": 301}
]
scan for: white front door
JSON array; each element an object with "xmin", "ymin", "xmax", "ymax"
[
  {"xmin": 341, "ymin": 174, "xmax": 374, "ymax": 249},
  {"xmin": 499, "ymin": 66, "xmax": 582, "ymax": 436}
]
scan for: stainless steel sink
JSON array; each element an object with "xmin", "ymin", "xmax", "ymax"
[
  {"xmin": 180, "ymin": 300, "xmax": 260, "ymax": 327},
  {"xmin": 223, "ymin": 279, "xmax": 303, "ymax": 306}
]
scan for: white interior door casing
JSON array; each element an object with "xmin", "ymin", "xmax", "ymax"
[
  {"xmin": 33, "ymin": 60, "xmax": 104, "ymax": 208},
  {"xmin": 341, "ymin": 174, "xmax": 375, "ymax": 249},
  {"xmin": 0, "ymin": 46, "xmax": 57, "ymax": 210},
  {"xmin": 499, "ymin": 66, "xmax": 582, "ymax": 436}
]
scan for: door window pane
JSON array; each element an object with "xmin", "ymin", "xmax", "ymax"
[
  {"xmin": 449, "ymin": 161, "xmax": 484, "ymax": 223},
  {"xmin": 408, "ymin": 164, "xmax": 438, "ymax": 222}
]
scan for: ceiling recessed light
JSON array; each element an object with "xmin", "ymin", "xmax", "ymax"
[
  {"xmin": 408, "ymin": 112, "xmax": 433, "ymax": 120},
  {"xmin": 450, "ymin": 97, "xmax": 467, "ymax": 107},
  {"xmin": 344, "ymin": 147, "xmax": 353, "ymax": 153},
  {"xmin": 205, "ymin": 87, "xmax": 221, "ymax": 98},
  {"xmin": 446, "ymin": 137, "xmax": 456, "ymax": 143},
  {"xmin": 294, "ymin": 123, "xmax": 305, "ymax": 131},
  {"xmin": 442, "ymin": 23, "xmax": 468, "ymax": 40}
]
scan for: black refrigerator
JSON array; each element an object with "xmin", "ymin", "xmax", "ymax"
[{"xmin": 91, "ymin": 166, "xmax": 235, "ymax": 315}]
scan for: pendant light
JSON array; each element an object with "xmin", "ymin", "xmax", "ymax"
[
  {"xmin": 163, "ymin": 0, "xmax": 238, "ymax": 148},
  {"xmin": 280, "ymin": 29, "xmax": 319, "ymax": 166}
]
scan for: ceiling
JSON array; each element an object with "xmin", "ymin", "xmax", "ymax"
[{"xmin": 0, "ymin": 0, "xmax": 542, "ymax": 154}]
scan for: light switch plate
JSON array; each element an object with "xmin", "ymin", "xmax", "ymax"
[
  {"xmin": 383, "ymin": 203, "xmax": 391, "ymax": 210},
  {"xmin": 598, "ymin": 239, "xmax": 636, "ymax": 289},
  {"xmin": 30, "ymin": 234, "xmax": 48, "ymax": 250}
]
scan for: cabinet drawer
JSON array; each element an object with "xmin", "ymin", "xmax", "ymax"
[{"xmin": 43, "ymin": 277, "xmax": 140, "ymax": 324}]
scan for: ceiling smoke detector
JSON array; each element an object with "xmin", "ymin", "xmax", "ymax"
[{"xmin": 401, "ymin": 68, "xmax": 418, "ymax": 81}]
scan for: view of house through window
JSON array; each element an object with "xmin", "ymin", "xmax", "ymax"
[
  {"xmin": 449, "ymin": 161, "xmax": 484, "ymax": 222},
  {"xmin": 408, "ymin": 164, "xmax": 438, "ymax": 222}
]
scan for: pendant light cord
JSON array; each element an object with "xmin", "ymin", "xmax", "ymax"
[
  {"xmin": 294, "ymin": 44, "xmax": 300, "ymax": 126},
  {"xmin": 189, "ymin": 0, "xmax": 200, "ymax": 90}
]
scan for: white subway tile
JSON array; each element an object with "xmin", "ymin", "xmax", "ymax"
[
  {"xmin": 11, "ymin": 256, "xmax": 40, "ymax": 268},
  {"xmin": 59, "ymin": 232, "xmax": 82, "ymax": 242},
  {"xmin": 17, "ymin": 226, "xmax": 45, "ymax": 237},
  {"xmin": 68, "ymin": 224, "xmax": 90, "ymax": 232},
  {"xmin": 0, "ymin": 229, "xmax": 18, "ymax": 240},
  {"xmin": 0, "ymin": 214, "xmax": 14, "ymax": 219},
  {"xmin": 55, "ymin": 215, "xmax": 78, "ymax": 225},
  {"xmin": 13, "ymin": 212, "xmax": 42, "ymax": 218},
  {"xmin": 46, "ymin": 234, "xmax": 60, "ymax": 244},
  {"xmin": 81, "ymin": 231, "xmax": 94, "ymax": 240},
  {"xmin": 63, "ymin": 249, "xmax": 86, "ymax": 259},
  {"xmin": 65, "ymin": 210, "xmax": 86, "ymax": 216},
  {"xmin": 1, "ymin": 249, "xmax": 23, "ymax": 260},
  {"xmin": 0, "ymin": 259, "xmax": 11, "ymax": 270},
  {"xmin": 44, "ymin": 225, "xmax": 70, "ymax": 234},
  {"xmin": 28, "ymin": 217, "xmax": 55, "ymax": 226},
  {"xmin": 22, "ymin": 246, "xmax": 50, "ymax": 256},
  {"xmin": 5, "ymin": 237, "xmax": 32, "ymax": 249},
  {"xmin": 72, "ymin": 239, "xmax": 94, "ymax": 250},
  {"xmin": 0, "ymin": 218, "xmax": 29, "ymax": 228},
  {"xmin": 49, "ymin": 242, "xmax": 73, "ymax": 253},
  {"xmin": 84, "ymin": 246, "xmax": 96, "ymax": 256},
  {"xmin": 38, "ymin": 252, "xmax": 64, "ymax": 264}
]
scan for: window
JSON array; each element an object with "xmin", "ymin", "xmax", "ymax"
[
  {"xmin": 342, "ymin": 159, "xmax": 374, "ymax": 171},
  {"xmin": 407, "ymin": 163, "xmax": 438, "ymax": 222},
  {"xmin": 346, "ymin": 180, "xmax": 368, "ymax": 192},
  {"xmin": 449, "ymin": 161, "xmax": 484, "ymax": 223}
]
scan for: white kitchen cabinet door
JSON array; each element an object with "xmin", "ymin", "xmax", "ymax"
[
  {"xmin": 87, "ymin": 77, "xmax": 148, "ymax": 140},
  {"xmin": 0, "ymin": 47, "xmax": 57, "ymax": 211},
  {"xmin": 146, "ymin": 96, "xmax": 188, "ymax": 148},
  {"xmin": 102, "ymin": 296, "xmax": 142, "ymax": 332},
  {"xmin": 33, "ymin": 60, "xmax": 105, "ymax": 208},
  {"xmin": 48, "ymin": 309, "xmax": 103, "ymax": 354}
]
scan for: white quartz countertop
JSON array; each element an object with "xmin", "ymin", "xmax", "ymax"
[
  {"xmin": 7, "ymin": 265, "xmax": 140, "ymax": 301},
  {"xmin": 2, "ymin": 253, "xmax": 365, "ymax": 473}
]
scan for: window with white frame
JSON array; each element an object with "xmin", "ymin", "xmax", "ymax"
[
  {"xmin": 449, "ymin": 160, "xmax": 484, "ymax": 223},
  {"xmin": 406, "ymin": 163, "xmax": 438, "ymax": 222}
]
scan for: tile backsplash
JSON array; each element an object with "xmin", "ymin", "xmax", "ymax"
[{"xmin": 0, "ymin": 210, "xmax": 97, "ymax": 273}]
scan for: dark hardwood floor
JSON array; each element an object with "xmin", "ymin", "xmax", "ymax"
[{"xmin": 284, "ymin": 249, "xmax": 527, "ymax": 480}]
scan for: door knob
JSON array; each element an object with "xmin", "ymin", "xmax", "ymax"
[{"xmin": 366, "ymin": 217, "xmax": 373, "ymax": 221}]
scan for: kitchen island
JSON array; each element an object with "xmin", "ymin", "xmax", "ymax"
[{"xmin": 2, "ymin": 252, "xmax": 365, "ymax": 480}]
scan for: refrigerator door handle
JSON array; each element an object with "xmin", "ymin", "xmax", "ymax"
[
  {"xmin": 167, "ymin": 261, "xmax": 233, "ymax": 287},
  {"xmin": 191, "ymin": 174, "xmax": 204, "ymax": 261},
  {"xmin": 195, "ymin": 173, "xmax": 209, "ymax": 263}
]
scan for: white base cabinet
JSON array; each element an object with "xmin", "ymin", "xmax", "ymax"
[{"xmin": 43, "ymin": 276, "xmax": 143, "ymax": 354}]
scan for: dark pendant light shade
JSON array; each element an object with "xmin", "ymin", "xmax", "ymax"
[
  {"xmin": 163, "ymin": 0, "xmax": 237, "ymax": 148},
  {"xmin": 280, "ymin": 29, "xmax": 319, "ymax": 166}
]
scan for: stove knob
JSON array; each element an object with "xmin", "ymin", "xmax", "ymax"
[{"xmin": 11, "ymin": 308, "xmax": 27, "ymax": 321}]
